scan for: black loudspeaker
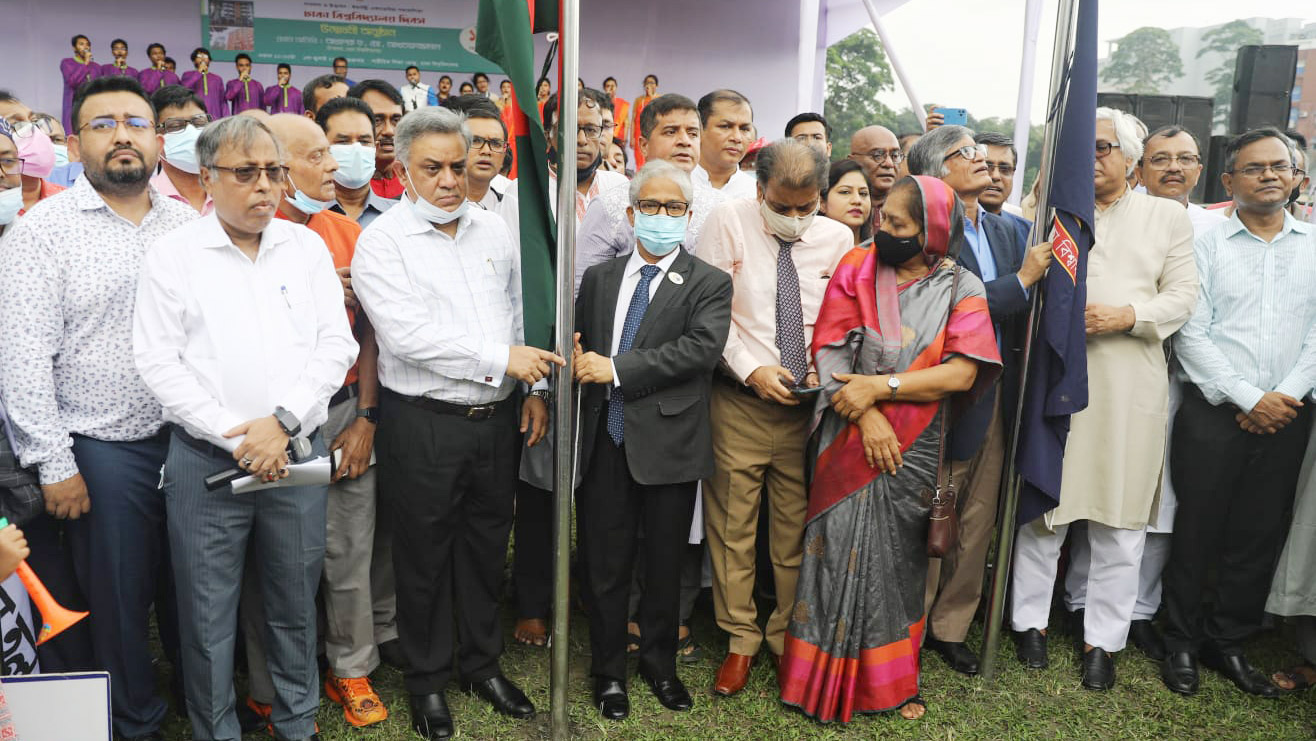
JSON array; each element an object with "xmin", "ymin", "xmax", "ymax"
[
  {"xmin": 1230, "ymin": 45, "xmax": 1298, "ymax": 134},
  {"xmin": 1203, "ymin": 135, "xmax": 1231, "ymax": 204},
  {"xmin": 1096, "ymin": 93, "xmax": 1217, "ymax": 200}
]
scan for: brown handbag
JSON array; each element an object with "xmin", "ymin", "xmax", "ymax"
[{"xmin": 926, "ymin": 265, "xmax": 961, "ymax": 558}]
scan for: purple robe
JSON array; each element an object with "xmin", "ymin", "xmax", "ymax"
[
  {"xmin": 226, "ymin": 78, "xmax": 265, "ymax": 115},
  {"xmin": 59, "ymin": 57, "xmax": 101, "ymax": 131},
  {"xmin": 99, "ymin": 63, "xmax": 139, "ymax": 80},
  {"xmin": 137, "ymin": 67, "xmax": 181, "ymax": 92},
  {"xmin": 181, "ymin": 71, "xmax": 227, "ymax": 120},
  {"xmin": 263, "ymin": 85, "xmax": 304, "ymax": 115}
]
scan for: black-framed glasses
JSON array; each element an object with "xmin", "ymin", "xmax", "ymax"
[
  {"xmin": 1229, "ymin": 163, "xmax": 1297, "ymax": 178},
  {"xmin": 1095, "ymin": 140, "xmax": 1121, "ymax": 158},
  {"xmin": 470, "ymin": 135, "xmax": 507, "ymax": 153},
  {"xmin": 209, "ymin": 164, "xmax": 288, "ymax": 185},
  {"xmin": 31, "ymin": 115, "xmax": 60, "ymax": 136},
  {"xmin": 943, "ymin": 143, "xmax": 987, "ymax": 162},
  {"xmin": 79, "ymin": 116, "xmax": 154, "ymax": 134},
  {"xmin": 1144, "ymin": 154, "xmax": 1200, "ymax": 169},
  {"xmin": 985, "ymin": 162, "xmax": 1016, "ymax": 175},
  {"xmin": 158, "ymin": 114, "xmax": 211, "ymax": 134},
  {"xmin": 578, "ymin": 124, "xmax": 603, "ymax": 141},
  {"xmin": 851, "ymin": 148, "xmax": 903, "ymax": 165},
  {"xmin": 0, "ymin": 156, "xmax": 23, "ymax": 176},
  {"xmin": 635, "ymin": 199, "xmax": 689, "ymax": 217}
]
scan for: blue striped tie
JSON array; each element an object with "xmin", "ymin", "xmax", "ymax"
[{"xmin": 607, "ymin": 264, "xmax": 661, "ymax": 445}]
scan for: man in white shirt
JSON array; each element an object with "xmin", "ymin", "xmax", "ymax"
[
  {"xmin": 444, "ymin": 95, "xmax": 508, "ymax": 211},
  {"xmin": 134, "ymin": 115, "xmax": 358, "ymax": 741},
  {"xmin": 0, "ymin": 76, "xmax": 198, "ymax": 741},
  {"xmin": 692, "ymin": 89, "xmax": 757, "ymax": 200},
  {"xmin": 351, "ymin": 107, "xmax": 563, "ymax": 740},
  {"xmin": 401, "ymin": 66, "xmax": 431, "ymax": 112}
]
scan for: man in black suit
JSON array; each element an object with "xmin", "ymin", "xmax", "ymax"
[
  {"xmin": 907, "ymin": 125, "xmax": 1053, "ymax": 674},
  {"xmin": 572, "ymin": 160, "xmax": 733, "ymax": 720}
]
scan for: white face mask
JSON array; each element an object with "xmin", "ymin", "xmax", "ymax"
[
  {"xmin": 759, "ymin": 199, "xmax": 817, "ymax": 242},
  {"xmin": 330, "ymin": 143, "xmax": 376, "ymax": 190},
  {"xmin": 162, "ymin": 125, "xmax": 203, "ymax": 174},
  {"xmin": 404, "ymin": 165, "xmax": 468, "ymax": 225},
  {"xmin": 52, "ymin": 144, "xmax": 69, "ymax": 169},
  {"xmin": 0, "ymin": 186, "xmax": 22, "ymax": 225}
]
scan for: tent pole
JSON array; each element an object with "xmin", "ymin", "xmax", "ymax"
[
  {"xmin": 859, "ymin": 0, "xmax": 925, "ymax": 129},
  {"xmin": 1010, "ymin": 0, "xmax": 1044, "ymax": 205}
]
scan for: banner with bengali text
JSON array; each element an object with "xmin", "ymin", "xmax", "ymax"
[{"xmin": 201, "ymin": 0, "xmax": 502, "ymax": 72}]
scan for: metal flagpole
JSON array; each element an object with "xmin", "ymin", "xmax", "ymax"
[
  {"xmin": 1010, "ymin": 0, "xmax": 1044, "ymax": 205},
  {"xmin": 859, "ymin": 0, "xmax": 926, "ymax": 130},
  {"xmin": 979, "ymin": 0, "xmax": 1080, "ymax": 682},
  {"xmin": 549, "ymin": 0, "xmax": 580, "ymax": 735}
]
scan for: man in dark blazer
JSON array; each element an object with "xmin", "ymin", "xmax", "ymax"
[
  {"xmin": 907, "ymin": 126, "xmax": 1054, "ymax": 674},
  {"xmin": 572, "ymin": 160, "xmax": 732, "ymax": 720}
]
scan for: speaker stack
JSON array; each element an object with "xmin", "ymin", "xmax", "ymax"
[{"xmin": 1096, "ymin": 93, "xmax": 1216, "ymax": 201}]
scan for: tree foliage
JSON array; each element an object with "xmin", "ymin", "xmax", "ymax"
[
  {"xmin": 825, "ymin": 28, "xmax": 895, "ymax": 158},
  {"xmin": 1100, "ymin": 26, "xmax": 1184, "ymax": 95},
  {"xmin": 1198, "ymin": 20, "xmax": 1264, "ymax": 127}
]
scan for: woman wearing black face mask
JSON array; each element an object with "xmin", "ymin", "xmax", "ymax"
[{"xmin": 779, "ymin": 176, "xmax": 1002, "ymax": 723}]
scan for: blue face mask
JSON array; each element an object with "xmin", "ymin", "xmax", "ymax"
[
  {"xmin": 52, "ymin": 144, "xmax": 69, "ymax": 169},
  {"xmin": 288, "ymin": 185, "xmax": 335, "ymax": 215},
  {"xmin": 330, "ymin": 143, "xmax": 376, "ymax": 190},
  {"xmin": 633, "ymin": 210, "xmax": 686, "ymax": 256},
  {"xmin": 0, "ymin": 186, "xmax": 22, "ymax": 225},
  {"xmin": 163, "ymin": 125, "xmax": 202, "ymax": 174}
]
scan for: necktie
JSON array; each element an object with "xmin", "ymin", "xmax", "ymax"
[
  {"xmin": 774, "ymin": 238, "xmax": 809, "ymax": 386},
  {"xmin": 607, "ymin": 264, "xmax": 661, "ymax": 445}
]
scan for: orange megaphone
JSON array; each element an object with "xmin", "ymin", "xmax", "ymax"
[{"xmin": 0, "ymin": 517, "xmax": 89, "ymax": 644}]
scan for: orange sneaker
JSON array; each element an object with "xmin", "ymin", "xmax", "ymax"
[{"xmin": 324, "ymin": 671, "xmax": 389, "ymax": 727}]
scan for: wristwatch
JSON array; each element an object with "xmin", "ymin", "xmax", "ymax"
[
  {"xmin": 887, "ymin": 375, "xmax": 901, "ymax": 400},
  {"xmin": 272, "ymin": 406, "xmax": 302, "ymax": 437},
  {"xmin": 356, "ymin": 407, "xmax": 379, "ymax": 424},
  {"xmin": 528, "ymin": 389, "xmax": 553, "ymax": 404}
]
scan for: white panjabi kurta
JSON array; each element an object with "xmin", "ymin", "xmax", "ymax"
[{"xmin": 1044, "ymin": 187, "xmax": 1198, "ymax": 531}]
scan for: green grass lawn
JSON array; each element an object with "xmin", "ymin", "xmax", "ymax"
[{"xmin": 152, "ymin": 592, "xmax": 1315, "ymax": 740}]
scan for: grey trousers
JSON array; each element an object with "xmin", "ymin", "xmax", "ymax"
[
  {"xmin": 244, "ymin": 399, "xmax": 380, "ymax": 703},
  {"xmin": 165, "ymin": 430, "xmax": 326, "ymax": 741},
  {"xmin": 1298, "ymin": 615, "xmax": 1316, "ymax": 665}
]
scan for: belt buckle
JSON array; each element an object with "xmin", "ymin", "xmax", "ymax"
[{"xmin": 466, "ymin": 405, "xmax": 494, "ymax": 421}]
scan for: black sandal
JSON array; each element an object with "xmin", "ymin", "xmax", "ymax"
[
  {"xmin": 676, "ymin": 624, "xmax": 704, "ymax": 664},
  {"xmin": 1271, "ymin": 662, "xmax": 1316, "ymax": 692},
  {"xmin": 898, "ymin": 694, "xmax": 926, "ymax": 719}
]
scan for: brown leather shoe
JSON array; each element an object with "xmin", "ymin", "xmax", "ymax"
[{"xmin": 713, "ymin": 652, "xmax": 753, "ymax": 696}]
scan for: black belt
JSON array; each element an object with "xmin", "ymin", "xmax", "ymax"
[
  {"xmin": 716, "ymin": 371, "xmax": 761, "ymax": 399},
  {"xmin": 382, "ymin": 388, "xmax": 512, "ymax": 421},
  {"xmin": 169, "ymin": 425, "xmax": 230, "ymax": 460},
  {"xmin": 330, "ymin": 382, "xmax": 358, "ymax": 408}
]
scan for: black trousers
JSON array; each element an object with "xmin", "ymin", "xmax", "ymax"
[
  {"xmin": 378, "ymin": 392, "xmax": 518, "ymax": 694},
  {"xmin": 1163, "ymin": 387, "xmax": 1312, "ymax": 654},
  {"xmin": 512, "ymin": 481, "xmax": 553, "ymax": 620},
  {"xmin": 577, "ymin": 416, "xmax": 695, "ymax": 683}
]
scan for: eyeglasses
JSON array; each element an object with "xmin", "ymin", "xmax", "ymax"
[
  {"xmin": 985, "ymin": 162, "xmax": 1016, "ymax": 176},
  {"xmin": 157, "ymin": 114, "xmax": 211, "ymax": 134},
  {"xmin": 31, "ymin": 116, "xmax": 60, "ymax": 136},
  {"xmin": 1095, "ymin": 140, "xmax": 1121, "ymax": 158},
  {"xmin": 79, "ymin": 116, "xmax": 154, "ymax": 134},
  {"xmin": 1229, "ymin": 163, "xmax": 1297, "ymax": 178},
  {"xmin": 634, "ymin": 199, "xmax": 689, "ymax": 217},
  {"xmin": 0, "ymin": 156, "xmax": 23, "ymax": 176},
  {"xmin": 209, "ymin": 164, "xmax": 289, "ymax": 185},
  {"xmin": 943, "ymin": 144, "xmax": 988, "ymax": 163},
  {"xmin": 470, "ymin": 135, "xmax": 507, "ymax": 153},
  {"xmin": 1144, "ymin": 154, "xmax": 1200, "ymax": 169},
  {"xmin": 578, "ymin": 125, "xmax": 603, "ymax": 141},
  {"xmin": 851, "ymin": 148, "xmax": 903, "ymax": 165}
]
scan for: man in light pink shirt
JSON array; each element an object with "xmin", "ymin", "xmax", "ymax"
[{"xmin": 699, "ymin": 139, "xmax": 852, "ymax": 697}]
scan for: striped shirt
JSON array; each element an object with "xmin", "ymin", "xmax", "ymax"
[{"xmin": 1175, "ymin": 211, "xmax": 1316, "ymax": 409}]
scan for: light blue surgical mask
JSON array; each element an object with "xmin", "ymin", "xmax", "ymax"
[
  {"xmin": 633, "ymin": 210, "xmax": 686, "ymax": 256},
  {"xmin": 163, "ymin": 125, "xmax": 202, "ymax": 174},
  {"xmin": 288, "ymin": 186, "xmax": 335, "ymax": 215},
  {"xmin": 330, "ymin": 143, "xmax": 376, "ymax": 190},
  {"xmin": 404, "ymin": 165, "xmax": 468, "ymax": 225},
  {"xmin": 0, "ymin": 187, "xmax": 22, "ymax": 225},
  {"xmin": 52, "ymin": 144, "xmax": 69, "ymax": 169}
]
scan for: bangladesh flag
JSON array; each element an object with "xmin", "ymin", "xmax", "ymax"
[{"xmin": 476, "ymin": 0, "xmax": 559, "ymax": 350}]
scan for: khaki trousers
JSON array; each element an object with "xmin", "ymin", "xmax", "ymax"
[
  {"xmin": 924, "ymin": 394, "xmax": 1004, "ymax": 642},
  {"xmin": 704, "ymin": 382, "xmax": 811, "ymax": 657}
]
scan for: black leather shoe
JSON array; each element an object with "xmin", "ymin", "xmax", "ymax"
[
  {"xmin": 592, "ymin": 677, "xmax": 629, "ymax": 720},
  {"xmin": 409, "ymin": 692, "xmax": 454, "ymax": 740},
  {"xmin": 1160, "ymin": 651, "xmax": 1199, "ymax": 696},
  {"xmin": 924, "ymin": 636, "xmax": 980, "ymax": 676},
  {"xmin": 378, "ymin": 638, "xmax": 407, "ymax": 670},
  {"xmin": 1201, "ymin": 649, "xmax": 1280, "ymax": 698},
  {"xmin": 1014, "ymin": 629, "xmax": 1049, "ymax": 669},
  {"xmin": 462, "ymin": 674, "xmax": 535, "ymax": 718},
  {"xmin": 639, "ymin": 669, "xmax": 693, "ymax": 711},
  {"xmin": 1081, "ymin": 647, "xmax": 1116, "ymax": 691},
  {"xmin": 1128, "ymin": 619, "xmax": 1167, "ymax": 661}
]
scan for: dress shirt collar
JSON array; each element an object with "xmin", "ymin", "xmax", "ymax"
[
  {"xmin": 1223, "ymin": 209, "xmax": 1312, "ymax": 243},
  {"xmin": 622, "ymin": 245, "xmax": 680, "ymax": 280},
  {"xmin": 71, "ymin": 173, "xmax": 172, "ymax": 216},
  {"xmin": 395, "ymin": 195, "xmax": 471, "ymax": 238},
  {"xmin": 194, "ymin": 211, "xmax": 293, "ymax": 253}
]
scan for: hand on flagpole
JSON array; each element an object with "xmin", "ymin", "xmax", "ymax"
[{"xmin": 1018, "ymin": 241, "xmax": 1054, "ymax": 287}]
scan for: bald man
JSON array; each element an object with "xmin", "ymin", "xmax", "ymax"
[
  {"xmin": 241, "ymin": 114, "xmax": 390, "ymax": 728},
  {"xmin": 238, "ymin": 107, "xmax": 272, "ymax": 122},
  {"xmin": 848, "ymin": 125, "xmax": 901, "ymax": 228}
]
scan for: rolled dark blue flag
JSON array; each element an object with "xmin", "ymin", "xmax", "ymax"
[{"xmin": 1015, "ymin": 0, "xmax": 1097, "ymax": 525}]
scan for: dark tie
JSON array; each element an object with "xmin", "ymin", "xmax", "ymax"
[
  {"xmin": 607, "ymin": 264, "xmax": 661, "ymax": 445},
  {"xmin": 774, "ymin": 238, "xmax": 809, "ymax": 386}
]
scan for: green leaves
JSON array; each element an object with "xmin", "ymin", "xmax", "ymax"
[
  {"xmin": 825, "ymin": 28, "xmax": 895, "ymax": 159},
  {"xmin": 1100, "ymin": 26, "xmax": 1184, "ymax": 95}
]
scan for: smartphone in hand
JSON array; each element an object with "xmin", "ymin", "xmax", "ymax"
[
  {"xmin": 791, "ymin": 385, "xmax": 825, "ymax": 397},
  {"xmin": 933, "ymin": 107, "xmax": 968, "ymax": 126}
]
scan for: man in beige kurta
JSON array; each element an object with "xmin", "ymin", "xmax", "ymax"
[{"xmin": 1009, "ymin": 108, "xmax": 1198, "ymax": 691}]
